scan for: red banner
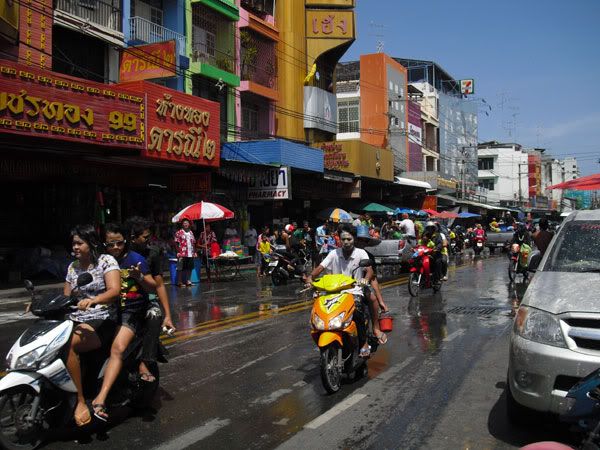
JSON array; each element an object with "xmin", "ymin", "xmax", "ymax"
[
  {"xmin": 119, "ymin": 81, "xmax": 220, "ymax": 167},
  {"xmin": 18, "ymin": 0, "xmax": 52, "ymax": 69},
  {"xmin": 120, "ymin": 41, "xmax": 177, "ymax": 83},
  {"xmin": 0, "ymin": 60, "xmax": 145, "ymax": 147}
]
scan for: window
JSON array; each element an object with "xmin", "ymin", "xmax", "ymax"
[
  {"xmin": 479, "ymin": 179, "xmax": 495, "ymax": 190},
  {"xmin": 338, "ymin": 99, "xmax": 359, "ymax": 133},
  {"xmin": 242, "ymin": 105, "xmax": 258, "ymax": 132},
  {"xmin": 478, "ymin": 157, "xmax": 494, "ymax": 170},
  {"xmin": 545, "ymin": 221, "xmax": 600, "ymax": 272}
]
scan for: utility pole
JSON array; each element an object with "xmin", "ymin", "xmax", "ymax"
[{"xmin": 517, "ymin": 162, "xmax": 529, "ymax": 207}]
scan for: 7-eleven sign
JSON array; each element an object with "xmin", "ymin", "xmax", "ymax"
[{"xmin": 460, "ymin": 79, "xmax": 474, "ymax": 95}]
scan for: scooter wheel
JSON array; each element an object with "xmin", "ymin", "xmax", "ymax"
[
  {"xmin": 408, "ymin": 273, "xmax": 420, "ymax": 297},
  {"xmin": 320, "ymin": 344, "xmax": 341, "ymax": 394},
  {"xmin": 0, "ymin": 387, "xmax": 44, "ymax": 450}
]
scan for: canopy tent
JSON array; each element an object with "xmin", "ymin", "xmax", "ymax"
[
  {"xmin": 394, "ymin": 207, "xmax": 418, "ymax": 215},
  {"xmin": 437, "ymin": 211, "xmax": 460, "ymax": 219},
  {"xmin": 361, "ymin": 202, "xmax": 395, "ymax": 214},
  {"xmin": 457, "ymin": 212, "xmax": 482, "ymax": 219},
  {"xmin": 420, "ymin": 209, "xmax": 439, "ymax": 217},
  {"xmin": 547, "ymin": 173, "xmax": 600, "ymax": 191}
]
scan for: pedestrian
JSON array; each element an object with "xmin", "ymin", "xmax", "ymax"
[
  {"xmin": 398, "ymin": 213, "xmax": 417, "ymax": 246},
  {"xmin": 316, "ymin": 220, "xmax": 332, "ymax": 263},
  {"xmin": 198, "ymin": 223, "xmax": 218, "ymax": 279},
  {"xmin": 224, "ymin": 221, "xmax": 238, "ymax": 240},
  {"xmin": 244, "ymin": 224, "xmax": 258, "ymax": 262},
  {"xmin": 174, "ymin": 219, "xmax": 196, "ymax": 287},
  {"xmin": 257, "ymin": 233, "xmax": 272, "ymax": 276},
  {"xmin": 532, "ymin": 218, "xmax": 554, "ymax": 256}
]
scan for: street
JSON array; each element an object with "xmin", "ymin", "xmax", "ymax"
[{"xmin": 0, "ymin": 255, "xmax": 576, "ymax": 449}]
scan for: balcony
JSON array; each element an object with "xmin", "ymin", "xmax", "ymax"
[
  {"xmin": 128, "ymin": 16, "xmax": 186, "ymax": 56},
  {"xmin": 241, "ymin": 0, "xmax": 274, "ymax": 17},
  {"xmin": 240, "ymin": 29, "xmax": 276, "ymax": 90},
  {"xmin": 54, "ymin": 0, "xmax": 122, "ymax": 32}
]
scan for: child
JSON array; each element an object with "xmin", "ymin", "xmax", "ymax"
[{"xmin": 258, "ymin": 234, "xmax": 272, "ymax": 276}]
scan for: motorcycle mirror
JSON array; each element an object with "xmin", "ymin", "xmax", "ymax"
[
  {"xmin": 76, "ymin": 272, "xmax": 93, "ymax": 287},
  {"xmin": 24, "ymin": 280, "xmax": 34, "ymax": 291},
  {"xmin": 359, "ymin": 259, "xmax": 372, "ymax": 268},
  {"xmin": 528, "ymin": 251, "xmax": 542, "ymax": 273}
]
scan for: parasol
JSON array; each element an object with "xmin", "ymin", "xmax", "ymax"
[{"xmin": 171, "ymin": 201, "xmax": 234, "ymax": 223}]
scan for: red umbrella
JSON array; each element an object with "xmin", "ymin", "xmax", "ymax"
[
  {"xmin": 437, "ymin": 211, "xmax": 460, "ymax": 219},
  {"xmin": 171, "ymin": 201, "xmax": 234, "ymax": 223},
  {"xmin": 547, "ymin": 173, "xmax": 600, "ymax": 191},
  {"xmin": 421, "ymin": 209, "xmax": 440, "ymax": 217}
]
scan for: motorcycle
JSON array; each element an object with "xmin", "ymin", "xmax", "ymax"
[
  {"xmin": 407, "ymin": 245, "xmax": 442, "ymax": 297},
  {"xmin": 508, "ymin": 242, "xmax": 531, "ymax": 282},
  {"xmin": 309, "ymin": 260, "xmax": 377, "ymax": 394},
  {"xmin": 472, "ymin": 235, "xmax": 486, "ymax": 255},
  {"xmin": 267, "ymin": 247, "xmax": 304, "ymax": 286},
  {"xmin": 0, "ymin": 275, "xmax": 164, "ymax": 450}
]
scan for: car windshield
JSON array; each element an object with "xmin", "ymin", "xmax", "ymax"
[{"xmin": 544, "ymin": 220, "xmax": 600, "ymax": 273}]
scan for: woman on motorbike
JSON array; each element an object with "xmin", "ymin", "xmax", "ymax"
[
  {"xmin": 91, "ymin": 223, "xmax": 156, "ymax": 422},
  {"xmin": 64, "ymin": 225, "xmax": 121, "ymax": 427}
]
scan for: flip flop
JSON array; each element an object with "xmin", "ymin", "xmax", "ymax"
[
  {"xmin": 139, "ymin": 372, "xmax": 156, "ymax": 383},
  {"xmin": 375, "ymin": 331, "xmax": 388, "ymax": 345},
  {"xmin": 92, "ymin": 403, "xmax": 108, "ymax": 422},
  {"xmin": 74, "ymin": 404, "xmax": 91, "ymax": 427}
]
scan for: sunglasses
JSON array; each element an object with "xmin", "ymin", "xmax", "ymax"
[{"xmin": 104, "ymin": 240, "xmax": 126, "ymax": 248}]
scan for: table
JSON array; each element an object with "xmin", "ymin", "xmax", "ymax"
[{"xmin": 208, "ymin": 256, "xmax": 252, "ymax": 281}]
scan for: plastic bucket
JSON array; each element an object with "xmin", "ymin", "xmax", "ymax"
[
  {"xmin": 379, "ymin": 314, "xmax": 393, "ymax": 332},
  {"xmin": 190, "ymin": 258, "xmax": 202, "ymax": 284},
  {"xmin": 168, "ymin": 258, "xmax": 177, "ymax": 285}
]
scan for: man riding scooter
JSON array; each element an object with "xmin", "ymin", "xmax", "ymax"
[{"xmin": 305, "ymin": 226, "xmax": 387, "ymax": 358}]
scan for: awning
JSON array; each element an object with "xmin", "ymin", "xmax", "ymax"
[
  {"xmin": 436, "ymin": 194, "xmax": 457, "ymax": 204},
  {"xmin": 394, "ymin": 176, "xmax": 432, "ymax": 189},
  {"xmin": 455, "ymin": 199, "xmax": 503, "ymax": 210}
]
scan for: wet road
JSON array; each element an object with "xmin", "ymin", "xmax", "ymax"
[{"xmin": 0, "ymin": 255, "xmax": 577, "ymax": 449}]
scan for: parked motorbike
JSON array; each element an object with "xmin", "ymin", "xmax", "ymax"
[
  {"xmin": 507, "ymin": 243, "xmax": 531, "ymax": 283},
  {"xmin": 267, "ymin": 247, "xmax": 304, "ymax": 286},
  {"xmin": 309, "ymin": 260, "xmax": 377, "ymax": 394},
  {"xmin": 0, "ymin": 275, "xmax": 163, "ymax": 450},
  {"xmin": 407, "ymin": 245, "xmax": 442, "ymax": 297}
]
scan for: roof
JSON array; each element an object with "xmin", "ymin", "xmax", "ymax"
[
  {"xmin": 571, "ymin": 210, "xmax": 600, "ymax": 221},
  {"xmin": 336, "ymin": 61, "xmax": 360, "ymax": 82},
  {"xmin": 394, "ymin": 176, "xmax": 432, "ymax": 189}
]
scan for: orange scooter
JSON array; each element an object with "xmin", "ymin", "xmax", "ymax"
[{"xmin": 309, "ymin": 261, "xmax": 375, "ymax": 394}]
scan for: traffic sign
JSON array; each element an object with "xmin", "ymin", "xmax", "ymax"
[{"xmin": 460, "ymin": 79, "xmax": 474, "ymax": 95}]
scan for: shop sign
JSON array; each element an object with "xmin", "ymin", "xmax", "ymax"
[
  {"xmin": 248, "ymin": 166, "xmax": 291, "ymax": 200},
  {"xmin": 130, "ymin": 82, "xmax": 220, "ymax": 166},
  {"xmin": 304, "ymin": 86, "xmax": 337, "ymax": 134},
  {"xmin": 436, "ymin": 176, "xmax": 457, "ymax": 190},
  {"xmin": 120, "ymin": 41, "xmax": 177, "ymax": 83},
  {"xmin": 19, "ymin": 0, "xmax": 52, "ymax": 69},
  {"xmin": 169, "ymin": 172, "xmax": 211, "ymax": 193},
  {"xmin": 0, "ymin": 61, "xmax": 144, "ymax": 147},
  {"xmin": 321, "ymin": 142, "xmax": 349, "ymax": 170},
  {"xmin": 0, "ymin": 0, "xmax": 19, "ymax": 43},
  {"xmin": 421, "ymin": 195, "xmax": 437, "ymax": 211},
  {"xmin": 306, "ymin": 10, "xmax": 354, "ymax": 39}
]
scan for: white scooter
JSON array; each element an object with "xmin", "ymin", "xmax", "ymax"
[{"xmin": 0, "ymin": 274, "xmax": 162, "ymax": 450}]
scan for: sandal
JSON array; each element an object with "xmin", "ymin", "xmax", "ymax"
[
  {"xmin": 92, "ymin": 403, "xmax": 109, "ymax": 422},
  {"xmin": 74, "ymin": 404, "xmax": 91, "ymax": 427},
  {"xmin": 359, "ymin": 345, "xmax": 371, "ymax": 358},
  {"xmin": 139, "ymin": 372, "xmax": 156, "ymax": 383},
  {"xmin": 375, "ymin": 331, "xmax": 388, "ymax": 345},
  {"xmin": 177, "ymin": 283, "xmax": 185, "ymax": 288}
]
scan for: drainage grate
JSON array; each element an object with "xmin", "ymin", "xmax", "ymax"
[{"xmin": 447, "ymin": 306, "xmax": 500, "ymax": 316}]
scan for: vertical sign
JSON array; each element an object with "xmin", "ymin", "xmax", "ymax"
[{"xmin": 19, "ymin": 0, "xmax": 52, "ymax": 69}]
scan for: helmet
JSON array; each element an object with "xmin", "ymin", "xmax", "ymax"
[
  {"xmin": 285, "ymin": 224, "xmax": 294, "ymax": 233},
  {"xmin": 425, "ymin": 221, "xmax": 437, "ymax": 230}
]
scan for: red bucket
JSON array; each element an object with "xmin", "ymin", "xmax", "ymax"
[{"xmin": 379, "ymin": 314, "xmax": 393, "ymax": 332}]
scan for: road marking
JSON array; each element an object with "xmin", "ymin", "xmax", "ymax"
[
  {"xmin": 252, "ymin": 388, "xmax": 293, "ymax": 405},
  {"xmin": 304, "ymin": 393, "xmax": 367, "ymax": 429},
  {"xmin": 153, "ymin": 418, "xmax": 230, "ymax": 450},
  {"xmin": 230, "ymin": 344, "xmax": 292, "ymax": 375},
  {"xmin": 444, "ymin": 329, "xmax": 465, "ymax": 342},
  {"xmin": 280, "ymin": 365, "xmax": 293, "ymax": 371},
  {"xmin": 273, "ymin": 418, "xmax": 290, "ymax": 426},
  {"xmin": 376, "ymin": 356, "xmax": 415, "ymax": 382},
  {"xmin": 293, "ymin": 380, "xmax": 307, "ymax": 388}
]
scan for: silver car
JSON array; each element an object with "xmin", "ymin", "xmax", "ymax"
[{"xmin": 507, "ymin": 210, "xmax": 600, "ymax": 423}]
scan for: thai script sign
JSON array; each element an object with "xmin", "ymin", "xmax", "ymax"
[
  {"xmin": 321, "ymin": 142, "xmax": 349, "ymax": 170},
  {"xmin": 169, "ymin": 173, "xmax": 211, "ymax": 193},
  {"xmin": 0, "ymin": 61, "xmax": 144, "ymax": 147},
  {"xmin": 120, "ymin": 41, "xmax": 177, "ymax": 83},
  {"xmin": 19, "ymin": 0, "xmax": 52, "ymax": 69},
  {"xmin": 248, "ymin": 167, "xmax": 291, "ymax": 200},
  {"xmin": 306, "ymin": 10, "xmax": 354, "ymax": 38}
]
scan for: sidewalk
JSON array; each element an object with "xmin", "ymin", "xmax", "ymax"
[{"xmin": 0, "ymin": 263, "xmax": 259, "ymax": 306}]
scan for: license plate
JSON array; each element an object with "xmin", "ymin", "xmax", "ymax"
[
  {"xmin": 477, "ymin": 242, "xmax": 483, "ymax": 247},
  {"xmin": 268, "ymin": 262, "xmax": 278, "ymax": 267},
  {"xmin": 496, "ymin": 243, "xmax": 504, "ymax": 247}
]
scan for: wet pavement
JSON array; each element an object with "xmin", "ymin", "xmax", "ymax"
[{"xmin": 0, "ymin": 255, "xmax": 580, "ymax": 449}]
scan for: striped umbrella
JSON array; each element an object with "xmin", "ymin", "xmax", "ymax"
[
  {"xmin": 171, "ymin": 201, "xmax": 235, "ymax": 223},
  {"xmin": 328, "ymin": 208, "xmax": 353, "ymax": 223}
]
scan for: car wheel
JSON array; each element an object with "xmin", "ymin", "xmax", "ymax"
[{"xmin": 506, "ymin": 380, "xmax": 542, "ymax": 426}]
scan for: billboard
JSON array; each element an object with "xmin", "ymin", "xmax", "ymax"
[
  {"xmin": 408, "ymin": 100, "xmax": 422, "ymax": 171},
  {"xmin": 0, "ymin": 60, "xmax": 144, "ymax": 147},
  {"xmin": 120, "ymin": 41, "xmax": 177, "ymax": 82},
  {"xmin": 248, "ymin": 167, "xmax": 291, "ymax": 200}
]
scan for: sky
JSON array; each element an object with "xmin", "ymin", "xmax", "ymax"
[{"xmin": 342, "ymin": 0, "xmax": 600, "ymax": 176}]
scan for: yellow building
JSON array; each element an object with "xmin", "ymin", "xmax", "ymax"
[{"xmin": 276, "ymin": 0, "xmax": 355, "ymax": 143}]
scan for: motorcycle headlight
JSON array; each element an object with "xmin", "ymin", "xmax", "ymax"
[
  {"xmin": 14, "ymin": 346, "xmax": 46, "ymax": 370},
  {"xmin": 514, "ymin": 306, "xmax": 566, "ymax": 348},
  {"xmin": 38, "ymin": 326, "xmax": 70, "ymax": 369},
  {"xmin": 328, "ymin": 312, "xmax": 346, "ymax": 330},
  {"xmin": 312, "ymin": 315, "xmax": 325, "ymax": 330}
]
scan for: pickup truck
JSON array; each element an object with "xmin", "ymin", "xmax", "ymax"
[
  {"xmin": 364, "ymin": 237, "xmax": 416, "ymax": 268},
  {"xmin": 485, "ymin": 231, "xmax": 513, "ymax": 253}
]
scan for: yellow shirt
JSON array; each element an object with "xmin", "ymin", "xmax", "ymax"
[{"xmin": 258, "ymin": 241, "xmax": 271, "ymax": 255}]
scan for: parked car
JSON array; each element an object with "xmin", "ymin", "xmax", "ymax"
[{"xmin": 507, "ymin": 210, "xmax": 600, "ymax": 423}]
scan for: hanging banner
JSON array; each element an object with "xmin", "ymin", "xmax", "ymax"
[
  {"xmin": 120, "ymin": 40, "xmax": 177, "ymax": 82},
  {"xmin": 248, "ymin": 166, "xmax": 291, "ymax": 200},
  {"xmin": 0, "ymin": 60, "xmax": 144, "ymax": 147}
]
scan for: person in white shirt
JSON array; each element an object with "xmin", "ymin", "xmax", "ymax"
[
  {"xmin": 244, "ymin": 225, "xmax": 258, "ymax": 263},
  {"xmin": 224, "ymin": 222, "xmax": 239, "ymax": 240},
  {"xmin": 305, "ymin": 226, "xmax": 387, "ymax": 357}
]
